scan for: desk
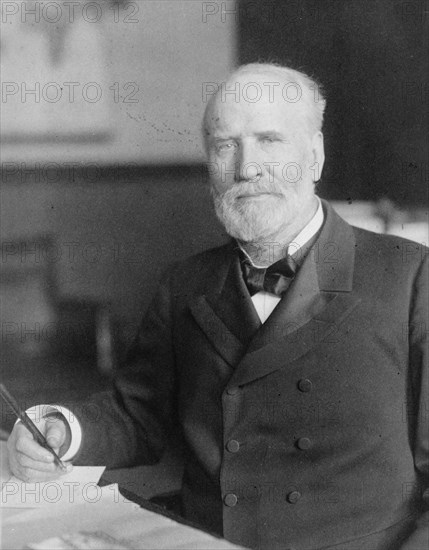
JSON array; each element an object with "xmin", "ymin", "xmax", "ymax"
[{"xmin": 1, "ymin": 443, "xmax": 244, "ymax": 550}]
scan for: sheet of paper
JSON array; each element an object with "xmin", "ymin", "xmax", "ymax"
[
  {"xmin": 3, "ymin": 497, "xmax": 245, "ymax": 550},
  {"xmin": 27, "ymin": 532, "xmax": 134, "ymax": 549},
  {"xmin": 1, "ymin": 442, "xmax": 246, "ymax": 549},
  {"xmin": 0, "ymin": 441, "xmax": 105, "ymax": 508}
]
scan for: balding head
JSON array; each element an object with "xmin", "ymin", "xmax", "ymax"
[{"xmin": 203, "ymin": 63, "xmax": 326, "ymax": 149}]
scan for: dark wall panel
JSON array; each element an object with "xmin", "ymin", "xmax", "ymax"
[
  {"xmin": 1, "ymin": 167, "xmax": 227, "ymax": 350},
  {"xmin": 239, "ymin": 0, "xmax": 428, "ymax": 205}
]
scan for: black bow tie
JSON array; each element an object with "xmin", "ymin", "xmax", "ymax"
[{"xmin": 241, "ymin": 255, "xmax": 297, "ymax": 297}]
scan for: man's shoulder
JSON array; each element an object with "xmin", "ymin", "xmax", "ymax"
[
  {"xmin": 319, "ymin": 201, "xmax": 427, "ymax": 270},
  {"xmin": 351, "ymin": 224, "xmax": 428, "ymax": 268}
]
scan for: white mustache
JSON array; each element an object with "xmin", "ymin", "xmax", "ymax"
[{"xmin": 217, "ymin": 181, "xmax": 286, "ymax": 200}]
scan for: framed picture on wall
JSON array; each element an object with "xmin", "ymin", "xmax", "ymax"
[
  {"xmin": 1, "ymin": 0, "xmax": 112, "ymax": 145},
  {"xmin": 0, "ymin": 0, "xmax": 235, "ymax": 165}
]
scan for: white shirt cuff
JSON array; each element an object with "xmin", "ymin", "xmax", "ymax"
[{"xmin": 22, "ymin": 404, "xmax": 82, "ymax": 462}]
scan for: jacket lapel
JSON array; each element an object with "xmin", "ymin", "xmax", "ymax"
[
  {"xmin": 228, "ymin": 201, "xmax": 362, "ymax": 388},
  {"xmin": 246, "ymin": 243, "xmax": 323, "ymax": 353},
  {"xmin": 189, "ymin": 242, "xmax": 261, "ymax": 367}
]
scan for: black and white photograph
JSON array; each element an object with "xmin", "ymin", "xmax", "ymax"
[{"xmin": 1, "ymin": 1, "xmax": 428, "ymax": 548}]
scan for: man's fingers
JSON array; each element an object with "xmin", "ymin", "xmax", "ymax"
[
  {"xmin": 16, "ymin": 453, "xmax": 72, "ymax": 474},
  {"xmin": 13, "ymin": 422, "xmax": 35, "ymax": 441},
  {"xmin": 45, "ymin": 417, "xmax": 67, "ymax": 453},
  {"xmin": 10, "ymin": 453, "xmax": 73, "ymax": 482},
  {"xmin": 14, "ymin": 465, "xmax": 71, "ymax": 483},
  {"xmin": 15, "ymin": 435, "xmax": 54, "ymax": 463},
  {"xmin": 16, "ymin": 452, "xmax": 58, "ymax": 473},
  {"xmin": 14, "ymin": 417, "xmax": 66, "ymax": 456},
  {"xmin": 7, "ymin": 415, "xmax": 71, "ymax": 482},
  {"xmin": 46, "ymin": 428, "xmax": 66, "ymax": 453}
]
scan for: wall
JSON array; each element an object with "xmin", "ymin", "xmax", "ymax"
[
  {"xmin": 239, "ymin": 0, "xmax": 428, "ymax": 205},
  {"xmin": 1, "ymin": 167, "xmax": 228, "ymax": 348},
  {"xmin": 1, "ymin": 0, "xmax": 235, "ymax": 163},
  {"xmin": 0, "ymin": 1, "xmax": 235, "ymax": 351}
]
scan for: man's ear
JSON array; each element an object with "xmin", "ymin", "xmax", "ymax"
[{"xmin": 311, "ymin": 131, "xmax": 325, "ymax": 182}]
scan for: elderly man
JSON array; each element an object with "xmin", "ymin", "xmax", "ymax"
[{"xmin": 7, "ymin": 64, "xmax": 428, "ymax": 550}]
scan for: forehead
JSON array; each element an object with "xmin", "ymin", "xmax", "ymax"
[{"xmin": 207, "ymin": 73, "xmax": 308, "ymax": 137}]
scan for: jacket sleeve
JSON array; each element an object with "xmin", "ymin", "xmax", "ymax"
[
  {"xmin": 401, "ymin": 251, "xmax": 429, "ymax": 549},
  {"xmin": 71, "ymin": 270, "xmax": 177, "ymax": 469}
]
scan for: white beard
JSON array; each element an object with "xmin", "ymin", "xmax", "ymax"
[{"xmin": 211, "ymin": 183, "xmax": 291, "ymax": 243}]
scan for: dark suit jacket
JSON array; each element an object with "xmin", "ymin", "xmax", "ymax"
[{"xmin": 75, "ymin": 201, "xmax": 428, "ymax": 550}]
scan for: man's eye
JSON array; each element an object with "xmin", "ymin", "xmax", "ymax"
[
  {"xmin": 216, "ymin": 142, "xmax": 236, "ymax": 152},
  {"xmin": 261, "ymin": 136, "xmax": 276, "ymax": 143}
]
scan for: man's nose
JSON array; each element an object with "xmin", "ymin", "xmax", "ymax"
[{"xmin": 235, "ymin": 142, "xmax": 262, "ymax": 183}]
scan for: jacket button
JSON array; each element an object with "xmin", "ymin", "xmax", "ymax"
[
  {"xmin": 297, "ymin": 378, "xmax": 312, "ymax": 392},
  {"xmin": 224, "ymin": 493, "xmax": 238, "ymax": 507},
  {"xmin": 226, "ymin": 439, "xmax": 240, "ymax": 453},
  {"xmin": 286, "ymin": 491, "xmax": 301, "ymax": 504},
  {"xmin": 296, "ymin": 437, "xmax": 312, "ymax": 450},
  {"xmin": 226, "ymin": 387, "xmax": 239, "ymax": 396}
]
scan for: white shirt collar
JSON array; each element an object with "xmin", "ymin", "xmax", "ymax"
[
  {"xmin": 238, "ymin": 196, "xmax": 324, "ymax": 267},
  {"xmin": 287, "ymin": 195, "xmax": 324, "ymax": 258}
]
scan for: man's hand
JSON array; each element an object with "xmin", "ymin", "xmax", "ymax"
[{"xmin": 7, "ymin": 414, "xmax": 72, "ymax": 482}]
